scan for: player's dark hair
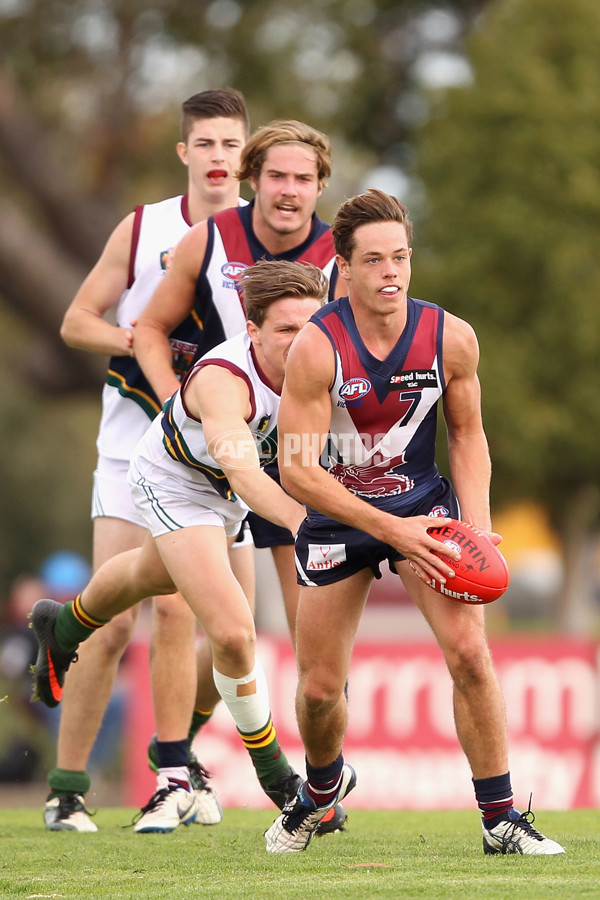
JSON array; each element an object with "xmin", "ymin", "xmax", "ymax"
[
  {"xmin": 181, "ymin": 88, "xmax": 250, "ymax": 142},
  {"xmin": 332, "ymin": 188, "xmax": 413, "ymax": 261},
  {"xmin": 241, "ymin": 259, "xmax": 328, "ymax": 327},
  {"xmin": 237, "ymin": 120, "xmax": 331, "ymax": 185}
]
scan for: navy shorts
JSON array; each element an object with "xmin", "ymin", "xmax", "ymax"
[
  {"xmin": 233, "ymin": 517, "xmax": 252, "ymax": 545},
  {"xmin": 295, "ymin": 478, "xmax": 459, "ymax": 586},
  {"xmin": 246, "ymin": 512, "xmax": 294, "ymax": 548},
  {"xmin": 246, "ymin": 462, "xmax": 295, "ymax": 549}
]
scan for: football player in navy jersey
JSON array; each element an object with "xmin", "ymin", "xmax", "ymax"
[
  {"xmin": 134, "ymin": 119, "xmax": 341, "ymax": 408},
  {"xmin": 266, "ymin": 189, "xmax": 565, "ymax": 856}
]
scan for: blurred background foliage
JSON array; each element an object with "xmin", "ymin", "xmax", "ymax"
[
  {"xmin": 0, "ymin": 0, "xmax": 598, "ymax": 630},
  {"xmin": 412, "ymin": 0, "xmax": 600, "ymax": 629}
]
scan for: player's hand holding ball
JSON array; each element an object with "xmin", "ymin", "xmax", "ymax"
[{"xmin": 426, "ymin": 519, "xmax": 509, "ymax": 604}]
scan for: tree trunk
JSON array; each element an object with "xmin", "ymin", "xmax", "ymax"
[
  {"xmin": 0, "ymin": 197, "xmax": 106, "ymax": 391},
  {"xmin": 556, "ymin": 484, "xmax": 600, "ymax": 634}
]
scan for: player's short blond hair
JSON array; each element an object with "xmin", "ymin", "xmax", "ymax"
[{"xmin": 237, "ymin": 120, "xmax": 331, "ymax": 186}]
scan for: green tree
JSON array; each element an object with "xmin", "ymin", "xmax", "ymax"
[
  {"xmin": 0, "ymin": 0, "xmax": 491, "ymax": 592},
  {"xmin": 412, "ymin": 0, "xmax": 600, "ymax": 631},
  {"xmin": 0, "ymin": 0, "xmax": 488, "ymax": 392}
]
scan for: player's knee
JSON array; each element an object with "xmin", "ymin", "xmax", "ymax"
[
  {"xmin": 299, "ymin": 671, "xmax": 342, "ymax": 713},
  {"xmin": 211, "ymin": 624, "xmax": 256, "ymax": 669},
  {"xmin": 446, "ymin": 636, "xmax": 493, "ymax": 688},
  {"xmin": 152, "ymin": 593, "xmax": 195, "ymax": 630}
]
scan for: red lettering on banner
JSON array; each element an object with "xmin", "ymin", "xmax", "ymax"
[{"xmin": 125, "ymin": 637, "xmax": 600, "ymax": 810}]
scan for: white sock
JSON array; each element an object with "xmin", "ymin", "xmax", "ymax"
[
  {"xmin": 212, "ymin": 660, "xmax": 271, "ymax": 734},
  {"xmin": 158, "ymin": 766, "xmax": 190, "ymax": 790}
]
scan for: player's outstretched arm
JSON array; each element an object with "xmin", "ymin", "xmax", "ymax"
[
  {"xmin": 134, "ymin": 221, "xmax": 210, "ymax": 405},
  {"xmin": 186, "ymin": 365, "xmax": 307, "ymax": 537},
  {"xmin": 442, "ymin": 312, "xmax": 494, "ymax": 533},
  {"xmin": 278, "ymin": 325, "xmax": 459, "ymax": 584},
  {"xmin": 60, "ymin": 213, "xmax": 136, "ymax": 357}
]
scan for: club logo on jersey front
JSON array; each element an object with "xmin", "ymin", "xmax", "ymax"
[
  {"xmin": 339, "ymin": 377, "xmax": 371, "ymax": 406},
  {"xmin": 328, "ymin": 454, "xmax": 414, "ymax": 499},
  {"xmin": 160, "ymin": 248, "xmax": 174, "ymax": 273},
  {"xmin": 169, "ymin": 338, "xmax": 198, "ymax": 378},
  {"xmin": 221, "ymin": 262, "xmax": 248, "ymax": 291}
]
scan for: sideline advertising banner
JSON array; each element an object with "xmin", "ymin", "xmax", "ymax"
[{"xmin": 125, "ymin": 636, "xmax": 600, "ymax": 810}]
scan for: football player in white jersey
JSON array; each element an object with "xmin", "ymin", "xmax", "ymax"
[
  {"xmin": 32, "ymin": 261, "xmax": 348, "ymax": 834},
  {"xmin": 131, "ymin": 119, "xmax": 350, "ymax": 838},
  {"xmin": 46, "ymin": 89, "xmax": 250, "ymax": 832},
  {"xmin": 134, "ymin": 119, "xmax": 344, "ymax": 648}
]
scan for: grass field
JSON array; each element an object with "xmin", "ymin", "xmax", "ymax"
[{"xmin": 0, "ymin": 808, "xmax": 596, "ymax": 899}]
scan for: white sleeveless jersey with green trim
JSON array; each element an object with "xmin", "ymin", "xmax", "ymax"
[
  {"xmin": 131, "ymin": 331, "xmax": 280, "ymax": 505},
  {"xmin": 97, "ymin": 195, "xmax": 191, "ymax": 460},
  {"xmin": 96, "ymin": 196, "xmax": 248, "ymax": 461}
]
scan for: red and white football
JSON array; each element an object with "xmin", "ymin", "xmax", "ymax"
[{"xmin": 426, "ymin": 519, "xmax": 509, "ymax": 604}]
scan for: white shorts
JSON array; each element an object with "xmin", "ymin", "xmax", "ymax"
[
  {"xmin": 92, "ymin": 456, "xmax": 145, "ymax": 528},
  {"xmin": 128, "ymin": 455, "xmax": 248, "ymax": 541}
]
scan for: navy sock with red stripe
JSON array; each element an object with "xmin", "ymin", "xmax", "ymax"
[
  {"xmin": 305, "ymin": 755, "xmax": 344, "ymax": 809},
  {"xmin": 155, "ymin": 738, "xmax": 190, "ymax": 791},
  {"xmin": 473, "ymin": 772, "xmax": 514, "ymax": 827}
]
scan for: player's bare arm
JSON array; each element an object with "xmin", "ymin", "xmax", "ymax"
[
  {"xmin": 186, "ymin": 365, "xmax": 306, "ymax": 537},
  {"xmin": 442, "ymin": 312, "xmax": 497, "ymax": 538},
  {"xmin": 60, "ymin": 212, "xmax": 136, "ymax": 357},
  {"xmin": 133, "ymin": 221, "xmax": 210, "ymax": 404},
  {"xmin": 278, "ymin": 325, "xmax": 458, "ymax": 582}
]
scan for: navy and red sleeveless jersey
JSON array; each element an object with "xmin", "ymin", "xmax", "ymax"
[
  {"xmin": 312, "ymin": 295, "xmax": 446, "ymax": 512},
  {"xmin": 192, "ymin": 201, "xmax": 338, "ymax": 362}
]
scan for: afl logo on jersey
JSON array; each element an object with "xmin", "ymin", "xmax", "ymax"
[
  {"xmin": 221, "ymin": 261, "xmax": 248, "ymax": 290},
  {"xmin": 339, "ymin": 377, "xmax": 371, "ymax": 402},
  {"xmin": 429, "ymin": 505, "xmax": 450, "ymax": 518}
]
